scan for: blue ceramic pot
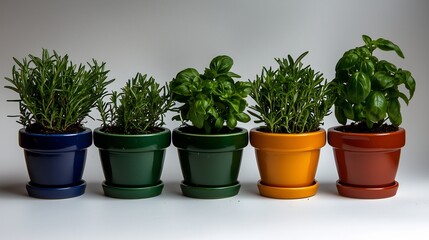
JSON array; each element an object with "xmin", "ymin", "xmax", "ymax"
[{"xmin": 18, "ymin": 128, "xmax": 92, "ymax": 199}]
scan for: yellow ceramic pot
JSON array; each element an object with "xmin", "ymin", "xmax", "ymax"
[{"xmin": 250, "ymin": 128, "xmax": 326, "ymax": 199}]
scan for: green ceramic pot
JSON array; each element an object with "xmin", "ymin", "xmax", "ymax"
[
  {"xmin": 172, "ymin": 127, "xmax": 248, "ymax": 199},
  {"xmin": 93, "ymin": 127, "xmax": 171, "ymax": 199}
]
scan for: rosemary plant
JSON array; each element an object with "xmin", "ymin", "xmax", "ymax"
[
  {"xmin": 249, "ymin": 52, "xmax": 334, "ymax": 133},
  {"xmin": 97, "ymin": 73, "xmax": 173, "ymax": 134},
  {"xmin": 5, "ymin": 49, "xmax": 113, "ymax": 133}
]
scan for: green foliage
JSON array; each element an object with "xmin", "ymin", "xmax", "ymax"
[
  {"xmin": 170, "ymin": 55, "xmax": 251, "ymax": 134},
  {"xmin": 332, "ymin": 35, "xmax": 416, "ymax": 128},
  {"xmin": 248, "ymin": 52, "xmax": 334, "ymax": 133},
  {"xmin": 97, "ymin": 73, "xmax": 173, "ymax": 134},
  {"xmin": 4, "ymin": 49, "xmax": 113, "ymax": 133}
]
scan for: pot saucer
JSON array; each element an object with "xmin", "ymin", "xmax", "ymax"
[
  {"xmin": 26, "ymin": 180, "xmax": 86, "ymax": 199},
  {"xmin": 336, "ymin": 180, "xmax": 399, "ymax": 199},
  {"xmin": 180, "ymin": 181, "xmax": 240, "ymax": 199},
  {"xmin": 102, "ymin": 181, "xmax": 164, "ymax": 199},
  {"xmin": 257, "ymin": 180, "xmax": 319, "ymax": 199}
]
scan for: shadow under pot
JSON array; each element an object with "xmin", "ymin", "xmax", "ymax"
[
  {"xmin": 19, "ymin": 128, "xmax": 92, "ymax": 199},
  {"xmin": 250, "ymin": 128, "xmax": 326, "ymax": 199},
  {"xmin": 328, "ymin": 127, "xmax": 406, "ymax": 199},
  {"xmin": 172, "ymin": 127, "xmax": 248, "ymax": 199},
  {"xmin": 93, "ymin": 127, "xmax": 170, "ymax": 199}
]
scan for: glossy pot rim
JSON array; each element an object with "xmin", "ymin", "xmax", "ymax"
[
  {"xmin": 19, "ymin": 127, "xmax": 92, "ymax": 151},
  {"xmin": 94, "ymin": 127, "xmax": 170, "ymax": 138},
  {"xmin": 19, "ymin": 127, "xmax": 92, "ymax": 137},
  {"xmin": 250, "ymin": 127, "xmax": 325, "ymax": 136},
  {"xmin": 173, "ymin": 126, "xmax": 247, "ymax": 138},
  {"xmin": 328, "ymin": 126, "xmax": 406, "ymax": 150},
  {"xmin": 328, "ymin": 126, "xmax": 405, "ymax": 137},
  {"xmin": 172, "ymin": 127, "xmax": 248, "ymax": 151},
  {"xmin": 250, "ymin": 127, "xmax": 326, "ymax": 150},
  {"xmin": 93, "ymin": 127, "xmax": 171, "ymax": 150}
]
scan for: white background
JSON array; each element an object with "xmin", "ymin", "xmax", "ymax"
[{"xmin": 1, "ymin": 0, "xmax": 428, "ymax": 239}]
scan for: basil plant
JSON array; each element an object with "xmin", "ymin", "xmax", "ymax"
[
  {"xmin": 170, "ymin": 55, "xmax": 251, "ymax": 134},
  {"xmin": 332, "ymin": 35, "xmax": 416, "ymax": 129}
]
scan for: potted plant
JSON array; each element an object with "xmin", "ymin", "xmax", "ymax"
[
  {"xmin": 328, "ymin": 35, "xmax": 416, "ymax": 199},
  {"xmin": 248, "ymin": 52, "xmax": 334, "ymax": 199},
  {"xmin": 94, "ymin": 73, "xmax": 173, "ymax": 199},
  {"xmin": 4, "ymin": 49, "xmax": 113, "ymax": 199},
  {"xmin": 170, "ymin": 55, "xmax": 251, "ymax": 199}
]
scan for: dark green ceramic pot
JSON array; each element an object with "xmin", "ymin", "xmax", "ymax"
[
  {"xmin": 93, "ymin": 127, "xmax": 170, "ymax": 199},
  {"xmin": 172, "ymin": 127, "xmax": 248, "ymax": 199}
]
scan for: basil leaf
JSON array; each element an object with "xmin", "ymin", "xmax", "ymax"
[
  {"xmin": 373, "ymin": 72, "xmax": 395, "ymax": 89},
  {"xmin": 227, "ymin": 97, "xmax": 241, "ymax": 113},
  {"xmin": 227, "ymin": 71, "xmax": 241, "ymax": 78},
  {"xmin": 346, "ymin": 72, "xmax": 371, "ymax": 103},
  {"xmin": 188, "ymin": 104, "xmax": 204, "ymax": 128},
  {"xmin": 360, "ymin": 59, "xmax": 375, "ymax": 76},
  {"xmin": 362, "ymin": 35, "xmax": 372, "ymax": 46},
  {"xmin": 207, "ymin": 106, "xmax": 218, "ymax": 118},
  {"xmin": 375, "ymin": 38, "xmax": 404, "ymax": 58},
  {"xmin": 402, "ymin": 70, "xmax": 416, "ymax": 100},
  {"xmin": 376, "ymin": 60, "xmax": 397, "ymax": 74},
  {"xmin": 364, "ymin": 91, "xmax": 387, "ymax": 122},
  {"xmin": 235, "ymin": 112, "xmax": 251, "ymax": 123},
  {"xmin": 335, "ymin": 106, "xmax": 347, "ymax": 125},
  {"xmin": 388, "ymin": 98, "xmax": 402, "ymax": 126},
  {"xmin": 214, "ymin": 117, "xmax": 224, "ymax": 130},
  {"xmin": 340, "ymin": 101, "xmax": 354, "ymax": 120},
  {"xmin": 203, "ymin": 68, "xmax": 217, "ymax": 79},
  {"xmin": 235, "ymin": 81, "xmax": 251, "ymax": 98},
  {"xmin": 335, "ymin": 52, "xmax": 359, "ymax": 71},
  {"xmin": 175, "ymin": 68, "xmax": 200, "ymax": 83},
  {"xmin": 172, "ymin": 84, "xmax": 191, "ymax": 96},
  {"xmin": 195, "ymin": 99, "xmax": 209, "ymax": 114},
  {"xmin": 353, "ymin": 103, "xmax": 365, "ymax": 121},
  {"xmin": 226, "ymin": 114, "xmax": 237, "ymax": 129},
  {"xmin": 210, "ymin": 55, "xmax": 233, "ymax": 74}
]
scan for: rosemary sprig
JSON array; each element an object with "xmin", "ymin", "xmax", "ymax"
[
  {"xmin": 97, "ymin": 73, "xmax": 173, "ymax": 134},
  {"xmin": 5, "ymin": 49, "xmax": 113, "ymax": 133},
  {"xmin": 249, "ymin": 52, "xmax": 334, "ymax": 133}
]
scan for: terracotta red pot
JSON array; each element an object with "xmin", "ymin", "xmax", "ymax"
[{"xmin": 328, "ymin": 127, "xmax": 406, "ymax": 199}]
